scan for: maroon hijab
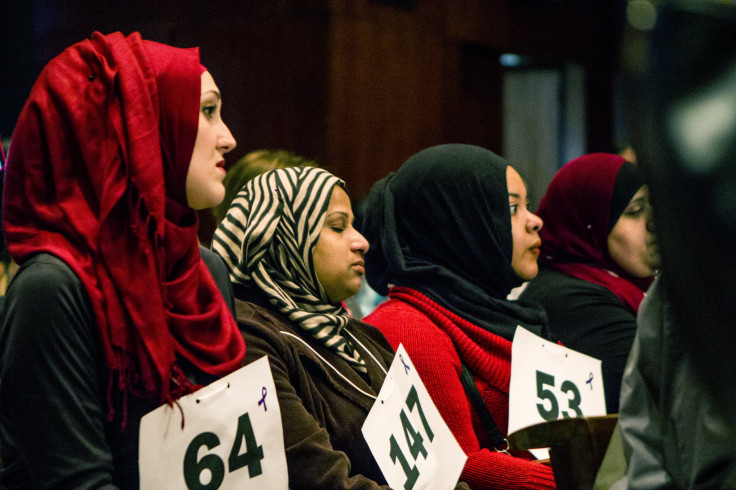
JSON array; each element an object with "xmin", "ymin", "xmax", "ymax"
[
  {"xmin": 536, "ymin": 153, "xmax": 653, "ymax": 313},
  {"xmin": 3, "ymin": 32, "xmax": 245, "ymax": 411}
]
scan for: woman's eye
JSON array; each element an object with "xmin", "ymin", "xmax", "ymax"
[
  {"xmin": 331, "ymin": 226, "xmax": 346, "ymax": 233},
  {"xmin": 202, "ymin": 105, "xmax": 217, "ymax": 118},
  {"xmin": 625, "ymin": 207, "xmax": 645, "ymax": 217},
  {"xmin": 509, "ymin": 204, "xmax": 518, "ymax": 215}
]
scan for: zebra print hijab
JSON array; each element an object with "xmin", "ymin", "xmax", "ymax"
[{"xmin": 213, "ymin": 166, "xmax": 367, "ymax": 373}]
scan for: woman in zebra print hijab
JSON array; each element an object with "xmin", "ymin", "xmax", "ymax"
[
  {"xmin": 214, "ymin": 166, "xmax": 370, "ymax": 371},
  {"xmin": 212, "ymin": 165, "xmax": 397, "ymax": 487}
]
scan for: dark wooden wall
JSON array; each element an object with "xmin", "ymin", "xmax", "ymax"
[{"xmin": 1, "ymin": 0, "xmax": 623, "ymax": 238}]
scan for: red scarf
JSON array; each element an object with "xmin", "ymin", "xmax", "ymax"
[
  {"xmin": 3, "ymin": 32, "xmax": 245, "ymax": 410},
  {"xmin": 537, "ymin": 154, "xmax": 652, "ymax": 313}
]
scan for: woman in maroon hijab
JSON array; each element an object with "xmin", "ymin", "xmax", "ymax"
[
  {"xmin": 520, "ymin": 153, "xmax": 658, "ymax": 413},
  {"xmin": 0, "ymin": 32, "xmax": 245, "ymax": 487}
]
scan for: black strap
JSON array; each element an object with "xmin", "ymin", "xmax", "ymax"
[{"xmin": 460, "ymin": 363, "xmax": 508, "ymax": 452}]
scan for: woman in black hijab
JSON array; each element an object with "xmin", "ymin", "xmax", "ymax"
[{"xmin": 362, "ymin": 144, "xmax": 555, "ymax": 489}]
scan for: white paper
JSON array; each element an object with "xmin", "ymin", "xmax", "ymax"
[
  {"xmin": 139, "ymin": 356, "xmax": 287, "ymax": 489},
  {"xmin": 362, "ymin": 344, "xmax": 467, "ymax": 490},
  {"xmin": 508, "ymin": 326, "xmax": 607, "ymax": 458}
]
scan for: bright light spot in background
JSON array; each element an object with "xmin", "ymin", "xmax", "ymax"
[
  {"xmin": 500, "ymin": 54, "xmax": 523, "ymax": 68},
  {"xmin": 499, "ymin": 54, "xmax": 536, "ymax": 68},
  {"xmin": 627, "ymin": 0, "xmax": 658, "ymax": 31},
  {"xmin": 668, "ymin": 62, "xmax": 736, "ymax": 174}
]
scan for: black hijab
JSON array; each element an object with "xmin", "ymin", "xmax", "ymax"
[{"xmin": 361, "ymin": 144, "xmax": 547, "ymax": 341}]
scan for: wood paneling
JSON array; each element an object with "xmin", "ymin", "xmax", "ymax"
[
  {"xmin": 327, "ymin": 0, "xmax": 447, "ymax": 198},
  {"xmin": 2, "ymin": 0, "xmax": 622, "ymax": 239}
]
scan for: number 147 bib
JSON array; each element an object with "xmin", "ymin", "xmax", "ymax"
[{"xmin": 362, "ymin": 344, "xmax": 466, "ymax": 490}]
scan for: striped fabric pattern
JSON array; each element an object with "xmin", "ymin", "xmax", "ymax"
[{"xmin": 213, "ymin": 166, "xmax": 367, "ymax": 373}]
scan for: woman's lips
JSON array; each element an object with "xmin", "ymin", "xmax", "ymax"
[{"xmin": 352, "ymin": 260, "xmax": 365, "ymax": 274}]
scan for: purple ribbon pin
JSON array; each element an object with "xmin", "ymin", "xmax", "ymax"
[
  {"xmin": 400, "ymin": 354, "xmax": 410, "ymax": 374},
  {"xmin": 258, "ymin": 386, "xmax": 268, "ymax": 411}
]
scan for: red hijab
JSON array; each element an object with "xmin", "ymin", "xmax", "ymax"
[
  {"xmin": 3, "ymin": 32, "xmax": 245, "ymax": 409},
  {"xmin": 536, "ymin": 153, "xmax": 653, "ymax": 313}
]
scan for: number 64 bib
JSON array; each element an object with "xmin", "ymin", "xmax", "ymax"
[
  {"xmin": 139, "ymin": 356, "xmax": 287, "ymax": 489},
  {"xmin": 508, "ymin": 326, "xmax": 607, "ymax": 456}
]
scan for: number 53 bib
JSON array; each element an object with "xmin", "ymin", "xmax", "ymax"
[
  {"xmin": 508, "ymin": 326, "xmax": 607, "ymax": 455},
  {"xmin": 139, "ymin": 355, "xmax": 287, "ymax": 489}
]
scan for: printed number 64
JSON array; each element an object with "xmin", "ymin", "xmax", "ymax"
[
  {"xmin": 183, "ymin": 412, "xmax": 264, "ymax": 490},
  {"xmin": 535, "ymin": 370, "xmax": 583, "ymax": 421}
]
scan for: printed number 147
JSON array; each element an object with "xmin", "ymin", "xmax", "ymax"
[{"xmin": 388, "ymin": 385, "xmax": 435, "ymax": 490}]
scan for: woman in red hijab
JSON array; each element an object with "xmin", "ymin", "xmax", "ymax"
[
  {"xmin": 0, "ymin": 31, "xmax": 245, "ymax": 487},
  {"xmin": 519, "ymin": 153, "xmax": 658, "ymax": 413}
]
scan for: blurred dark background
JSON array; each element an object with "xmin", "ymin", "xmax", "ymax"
[{"xmin": 0, "ymin": 0, "xmax": 624, "ymax": 204}]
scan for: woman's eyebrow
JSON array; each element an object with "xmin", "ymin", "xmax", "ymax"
[{"xmin": 202, "ymin": 90, "xmax": 221, "ymax": 100}]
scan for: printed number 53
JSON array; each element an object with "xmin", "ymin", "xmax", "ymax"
[{"xmin": 535, "ymin": 370, "xmax": 583, "ymax": 421}]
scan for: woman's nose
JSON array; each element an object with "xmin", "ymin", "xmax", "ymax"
[
  {"xmin": 353, "ymin": 231, "xmax": 369, "ymax": 254},
  {"xmin": 646, "ymin": 207, "xmax": 656, "ymax": 234},
  {"xmin": 219, "ymin": 122, "xmax": 237, "ymax": 154},
  {"xmin": 529, "ymin": 212, "xmax": 543, "ymax": 232}
]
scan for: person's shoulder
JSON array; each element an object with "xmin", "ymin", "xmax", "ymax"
[
  {"xmin": 349, "ymin": 317, "xmax": 384, "ymax": 335},
  {"xmin": 235, "ymin": 298, "xmax": 294, "ymax": 335},
  {"xmin": 199, "ymin": 245, "xmax": 227, "ymax": 274},
  {"xmin": 8, "ymin": 253, "xmax": 82, "ymax": 299},
  {"xmin": 526, "ymin": 266, "xmax": 581, "ymax": 288},
  {"xmin": 523, "ymin": 266, "xmax": 616, "ymax": 301},
  {"xmin": 364, "ymin": 295, "xmax": 429, "ymax": 323},
  {"xmin": 200, "ymin": 246, "xmax": 235, "ymax": 313},
  {"xmin": 364, "ymin": 298, "xmax": 460, "ymax": 369},
  {"xmin": 2, "ymin": 253, "xmax": 95, "ymax": 343},
  {"xmin": 235, "ymin": 297, "xmax": 269, "ymax": 320},
  {"xmin": 347, "ymin": 318, "xmax": 395, "ymax": 353},
  {"xmin": 363, "ymin": 295, "xmax": 447, "ymax": 341},
  {"xmin": 523, "ymin": 267, "xmax": 636, "ymax": 339}
]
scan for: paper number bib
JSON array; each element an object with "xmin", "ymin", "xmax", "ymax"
[
  {"xmin": 508, "ymin": 326, "xmax": 607, "ymax": 444},
  {"xmin": 139, "ymin": 356, "xmax": 287, "ymax": 489},
  {"xmin": 362, "ymin": 344, "xmax": 466, "ymax": 490}
]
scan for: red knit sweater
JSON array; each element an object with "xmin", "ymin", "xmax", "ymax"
[{"xmin": 363, "ymin": 287, "xmax": 556, "ymax": 489}]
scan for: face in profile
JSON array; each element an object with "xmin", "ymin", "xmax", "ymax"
[
  {"xmin": 313, "ymin": 186, "xmax": 370, "ymax": 304},
  {"xmin": 186, "ymin": 70, "xmax": 237, "ymax": 210},
  {"xmin": 607, "ymin": 186, "xmax": 658, "ymax": 278},
  {"xmin": 507, "ymin": 166, "xmax": 544, "ymax": 280}
]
